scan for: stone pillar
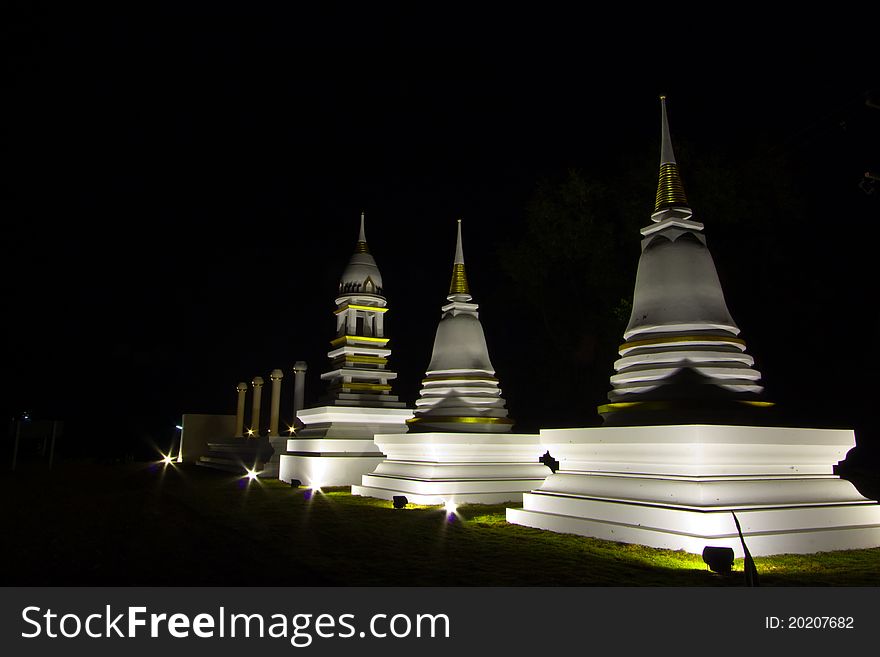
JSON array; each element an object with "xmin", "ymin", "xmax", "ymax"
[
  {"xmin": 375, "ymin": 311, "xmax": 384, "ymax": 337},
  {"xmin": 268, "ymin": 369, "xmax": 283, "ymax": 437},
  {"xmin": 292, "ymin": 361, "xmax": 308, "ymax": 427},
  {"xmin": 250, "ymin": 376, "xmax": 264, "ymax": 436},
  {"xmin": 234, "ymin": 382, "xmax": 248, "ymax": 437}
]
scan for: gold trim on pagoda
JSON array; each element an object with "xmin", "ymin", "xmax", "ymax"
[
  {"xmin": 654, "ymin": 162, "xmax": 689, "ymax": 211},
  {"xmin": 406, "ymin": 416, "xmax": 515, "ymax": 425},
  {"xmin": 448, "ymin": 262, "xmax": 470, "ymax": 295}
]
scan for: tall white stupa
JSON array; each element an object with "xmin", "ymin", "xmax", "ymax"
[
  {"xmin": 507, "ymin": 98, "xmax": 880, "ymax": 555},
  {"xmin": 601, "ymin": 96, "xmax": 768, "ymax": 426},
  {"xmin": 278, "ymin": 214, "xmax": 413, "ymax": 487},
  {"xmin": 352, "ymin": 220, "xmax": 550, "ymax": 504}
]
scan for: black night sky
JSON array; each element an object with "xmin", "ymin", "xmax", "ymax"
[{"xmin": 4, "ymin": 7, "xmax": 879, "ymax": 463}]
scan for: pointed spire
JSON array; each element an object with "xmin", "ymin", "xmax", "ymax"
[
  {"xmin": 660, "ymin": 96, "xmax": 676, "ymax": 165},
  {"xmin": 448, "ymin": 219, "xmax": 470, "ymax": 296},
  {"xmin": 654, "ymin": 96, "xmax": 690, "ymax": 213},
  {"xmin": 355, "ymin": 211, "xmax": 369, "ymax": 253}
]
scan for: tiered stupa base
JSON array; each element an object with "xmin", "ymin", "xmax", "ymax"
[
  {"xmin": 506, "ymin": 425, "xmax": 880, "ymax": 556},
  {"xmin": 278, "ymin": 406, "xmax": 413, "ymax": 487},
  {"xmin": 351, "ymin": 432, "xmax": 551, "ymax": 504}
]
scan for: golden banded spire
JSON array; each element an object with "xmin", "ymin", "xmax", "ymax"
[
  {"xmin": 355, "ymin": 211, "xmax": 370, "ymax": 253},
  {"xmin": 654, "ymin": 162, "xmax": 689, "ymax": 211},
  {"xmin": 654, "ymin": 96, "xmax": 690, "ymax": 212},
  {"xmin": 448, "ymin": 219, "xmax": 470, "ymax": 296}
]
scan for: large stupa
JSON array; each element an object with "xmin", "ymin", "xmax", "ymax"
[
  {"xmin": 601, "ymin": 96, "xmax": 768, "ymax": 426},
  {"xmin": 507, "ymin": 99, "xmax": 880, "ymax": 556},
  {"xmin": 277, "ymin": 214, "xmax": 413, "ymax": 487},
  {"xmin": 352, "ymin": 220, "xmax": 550, "ymax": 504}
]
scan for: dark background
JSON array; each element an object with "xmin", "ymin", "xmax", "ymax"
[{"xmin": 3, "ymin": 6, "xmax": 878, "ymax": 461}]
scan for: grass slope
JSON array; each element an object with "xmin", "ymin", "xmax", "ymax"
[{"xmin": 3, "ymin": 461, "xmax": 879, "ymax": 586}]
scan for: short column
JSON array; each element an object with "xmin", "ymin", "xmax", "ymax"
[
  {"xmin": 234, "ymin": 382, "xmax": 248, "ymax": 437},
  {"xmin": 268, "ymin": 369, "xmax": 283, "ymax": 437},
  {"xmin": 250, "ymin": 376, "xmax": 264, "ymax": 436},
  {"xmin": 292, "ymin": 361, "xmax": 308, "ymax": 428}
]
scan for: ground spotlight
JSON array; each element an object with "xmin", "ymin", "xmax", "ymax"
[
  {"xmin": 702, "ymin": 546, "xmax": 735, "ymax": 574},
  {"xmin": 161, "ymin": 455, "xmax": 174, "ymax": 466},
  {"xmin": 444, "ymin": 500, "xmax": 458, "ymax": 517},
  {"xmin": 245, "ymin": 468, "xmax": 259, "ymax": 481},
  {"xmin": 392, "ymin": 495, "xmax": 408, "ymax": 509}
]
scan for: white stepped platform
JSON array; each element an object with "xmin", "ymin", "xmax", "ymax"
[
  {"xmin": 351, "ymin": 432, "xmax": 552, "ymax": 504},
  {"xmin": 506, "ymin": 425, "xmax": 880, "ymax": 557},
  {"xmin": 278, "ymin": 406, "xmax": 413, "ymax": 487}
]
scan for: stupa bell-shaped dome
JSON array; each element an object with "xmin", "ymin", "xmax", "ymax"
[
  {"xmin": 339, "ymin": 213, "xmax": 384, "ymax": 296},
  {"xmin": 427, "ymin": 313, "xmax": 495, "ymax": 373}
]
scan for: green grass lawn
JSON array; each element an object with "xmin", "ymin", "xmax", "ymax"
[{"xmin": 3, "ymin": 461, "xmax": 879, "ymax": 586}]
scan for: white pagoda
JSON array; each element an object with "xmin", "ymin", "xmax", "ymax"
[
  {"xmin": 278, "ymin": 214, "xmax": 413, "ymax": 487},
  {"xmin": 352, "ymin": 220, "xmax": 550, "ymax": 504},
  {"xmin": 507, "ymin": 98, "xmax": 880, "ymax": 555}
]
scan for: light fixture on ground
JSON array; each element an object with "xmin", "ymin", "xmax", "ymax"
[
  {"xmin": 702, "ymin": 546, "xmax": 734, "ymax": 574},
  {"xmin": 444, "ymin": 500, "xmax": 458, "ymax": 517},
  {"xmin": 245, "ymin": 468, "xmax": 259, "ymax": 481},
  {"xmin": 392, "ymin": 495, "xmax": 408, "ymax": 509}
]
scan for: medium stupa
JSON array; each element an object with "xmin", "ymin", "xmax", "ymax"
[
  {"xmin": 507, "ymin": 98, "xmax": 880, "ymax": 556},
  {"xmin": 407, "ymin": 219, "xmax": 513, "ymax": 433},
  {"xmin": 352, "ymin": 221, "xmax": 550, "ymax": 504},
  {"xmin": 320, "ymin": 212, "xmax": 406, "ymax": 409},
  {"xmin": 278, "ymin": 214, "xmax": 413, "ymax": 487}
]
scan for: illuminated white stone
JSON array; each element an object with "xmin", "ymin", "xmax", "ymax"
[
  {"xmin": 279, "ymin": 406, "xmax": 412, "ymax": 487},
  {"xmin": 507, "ymin": 425, "xmax": 880, "ymax": 556},
  {"xmin": 352, "ymin": 432, "xmax": 551, "ymax": 504}
]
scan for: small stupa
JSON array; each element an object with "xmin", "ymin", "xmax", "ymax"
[
  {"xmin": 320, "ymin": 212, "xmax": 406, "ymax": 409},
  {"xmin": 352, "ymin": 220, "xmax": 549, "ymax": 504},
  {"xmin": 507, "ymin": 98, "xmax": 880, "ymax": 556},
  {"xmin": 278, "ymin": 213, "xmax": 413, "ymax": 487}
]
